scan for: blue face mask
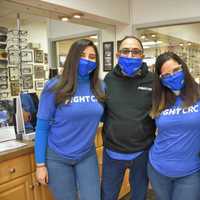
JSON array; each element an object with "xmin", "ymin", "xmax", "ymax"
[
  {"xmin": 118, "ymin": 56, "xmax": 142, "ymax": 76},
  {"xmin": 161, "ymin": 70, "xmax": 185, "ymax": 91},
  {"xmin": 78, "ymin": 58, "xmax": 96, "ymax": 77}
]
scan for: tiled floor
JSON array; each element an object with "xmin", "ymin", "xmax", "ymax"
[{"xmin": 121, "ymin": 190, "xmax": 156, "ymax": 200}]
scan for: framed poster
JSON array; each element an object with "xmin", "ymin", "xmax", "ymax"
[
  {"xmin": 34, "ymin": 50, "xmax": 43, "ymax": 63},
  {"xmin": 22, "ymin": 75, "xmax": 33, "ymax": 90},
  {"xmin": 44, "ymin": 53, "xmax": 48, "ymax": 64},
  {"xmin": 0, "ymin": 92, "xmax": 9, "ymax": 99},
  {"xmin": 10, "ymin": 81, "xmax": 20, "ymax": 96},
  {"xmin": 59, "ymin": 55, "xmax": 66, "ymax": 67},
  {"xmin": 21, "ymin": 50, "xmax": 33, "ymax": 62},
  {"xmin": 103, "ymin": 42, "xmax": 114, "ymax": 71},
  {"xmin": 0, "ymin": 61, "xmax": 7, "ymax": 69},
  {"xmin": 0, "ymin": 68, "xmax": 7, "ymax": 76},
  {"xmin": 0, "ymin": 84, "xmax": 8, "ymax": 90},
  {"xmin": 22, "ymin": 64, "xmax": 33, "ymax": 75},
  {"xmin": 34, "ymin": 65, "xmax": 45, "ymax": 79},
  {"xmin": 8, "ymin": 51, "xmax": 20, "ymax": 65},
  {"xmin": 35, "ymin": 80, "xmax": 44, "ymax": 90},
  {"xmin": 9, "ymin": 67, "xmax": 19, "ymax": 81}
]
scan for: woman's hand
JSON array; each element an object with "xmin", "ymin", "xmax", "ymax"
[{"xmin": 36, "ymin": 165, "xmax": 48, "ymax": 185}]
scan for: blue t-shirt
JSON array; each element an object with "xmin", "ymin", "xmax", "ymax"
[
  {"xmin": 37, "ymin": 76, "xmax": 104, "ymax": 160},
  {"xmin": 149, "ymin": 97, "xmax": 200, "ymax": 177},
  {"xmin": 106, "ymin": 149, "xmax": 143, "ymax": 160}
]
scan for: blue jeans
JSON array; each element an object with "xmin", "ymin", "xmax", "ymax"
[
  {"xmin": 46, "ymin": 147, "xmax": 100, "ymax": 200},
  {"xmin": 101, "ymin": 149, "xmax": 149, "ymax": 200},
  {"xmin": 148, "ymin": 162, "xmax": 200, "ymax": 200}
]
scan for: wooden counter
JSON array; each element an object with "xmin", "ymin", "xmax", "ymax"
[
  {"xmin": 0, "ymin": 141, "xmax": 34, "ymax": 163},
  {"xmin": 0, "ymin": 126, "xmax": 130, "ymax": 200}
]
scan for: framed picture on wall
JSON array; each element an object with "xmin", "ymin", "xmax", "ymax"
[
  {"xmin": 9, "ymin": 67, "xmax": 19, "ymax": 81},
  {"xmin": 35, "ymin": 80, "xmax": 44, "ymax": 90},
  {"xmin": 34, "ymin": 50, "xmax": 43, "ymax": 63},
  {"xmin": 0, "ymin": 68, "xmax": 7, "ymax": 76},
  {"xmin": 44, "ymin": 53, "xmax": 48, "ymax": 64},
  {"xmin": 103, "ymin": 41, "xmax": 114, "ymax": 71},
  {"xmin": 0, "ymin": 76, "xmax": 7, "ymax": 85},
  {"xmin": 8, "ymin": 51, "xmax": 20, "ymax": 65},
  {"xmin": 21, "ymin": 50, "xmax": 33, "ymax": 62},
  {"xmin": 22, "ymin": 75, "xmax": 33, "ymax": 90},
  {"xmin": 59, "ymin": 55, "xmax": 66, "ymax": 67},
  {"xmin": 10, "ymin": 81, "xmax": 20, "ymax": 96},
  {"xmin": 0, "ymin": 92, "xmax": 9, "ymax": 99},
  {"xmin": 0, "ymin": 83, "xmax": 8, "ymax": 90},
  {"xmin": 34, "ymin": 65, "xmax": 45, "ymax": 79},
  {"xmin": 22, "ymin": 64, "xmax": 33, "ymax": 75}
]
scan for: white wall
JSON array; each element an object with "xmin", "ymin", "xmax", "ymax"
[
  {"xmin": 132, "ymin": 0, "xmax": 200, "ymax": 28},
  {"xmin": 48, "ymin": 20, "xmax": 98, "ymax": 39},
  {"xmin": 48, "ymin": 20, "xmax": 116, "ymax": 79},
  {"xmin": 22, "ymin": 20, "xmax": 48, "ymax": 53},
  {"xmin": 150, "ymin": 23, "xmax": 200, "ymax": 44},
  {"xmin": 41, "ymin": 0, "xmax": 130, "ymax": 24}
]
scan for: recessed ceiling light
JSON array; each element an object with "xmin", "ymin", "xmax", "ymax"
[
  {"xmin": 179, "ymin": 43, "xmax": 184, "ymax": 47},
  {"xmin": 73, "ymin": 14, "xmax": 82, "ymax": 19},
  {"xmin": 187, "ymin": 42, "xmax": 192, "ymax": 46},
  {"xmin": 140, "ymin": 35, "xmax": 146, "ymax": 39},
  {"xmin": 89, "ymin": 35, "xmax": 98, "ymax": 39},
  {"xmin": 61, "ymin": 17, "xmax": 69, "ymax": 21},
  {"xmin": 142, "ymin": 41, "xmax": 163, "ymax": 46},
  {"xmin": 151, "ymin": 34, "xmax": 156, "ymax": 38}
]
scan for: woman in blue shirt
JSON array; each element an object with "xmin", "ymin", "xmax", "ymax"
[
  {"xmin": 149, "ymin": 52, "xmax": 200, "ymax": 200},
  {"xmin": 34, "ymin": 39, "xmax": 105, "ymax": 200}
]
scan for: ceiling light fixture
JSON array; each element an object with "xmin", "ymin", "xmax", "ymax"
[
  {"xmin": 140, "ymin": 34, "xmax": 146, "ymax": 39},
  {"xmin": 73, "ymin": 13, "xmax": 83, "ymax": 19},
  {"xmin": 89, "ymin": 35, "xmax": 98, "ymax": 39},
  {"xmin": 179, "ymin": 43, "xmax": 184, "ymax": 47},
  {"xmin": 60, "ymin": 16, "xmax": 69, "ymax": 21}
]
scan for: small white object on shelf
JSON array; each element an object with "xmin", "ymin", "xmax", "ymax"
[{"xmin": 0, "ymin": 140, "xmax": 26, "ymax": 152}]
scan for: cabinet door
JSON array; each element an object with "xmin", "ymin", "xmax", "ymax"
[
  {"xmin": 32, "ymin": 173, "xmax": 54, "ymax": 200},
  {"xmin": 0, "ymin": 175, "xmax": 34, "ymax": 200},
  {"xmin": 118, "ymin": 169, "xmax": 130, "ymax": 199}
]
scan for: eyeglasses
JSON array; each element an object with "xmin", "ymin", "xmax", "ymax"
[
  {"xmin": 160, "ymin": 65, "xmax": 183, "ymax": 79},
  {"xmin": 120, "ymin": 48, "xmax": 143, "ymax": 57}
]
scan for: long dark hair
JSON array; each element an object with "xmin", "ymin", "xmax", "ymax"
[
  {"xmin": 52, "ymin": 39, "xmax": 105, "ymax": 105},
  {"xmin": 151, "ymin": 51, "xmax": 200, "ymax": 118}
]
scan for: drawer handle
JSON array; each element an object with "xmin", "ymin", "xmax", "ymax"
[
  {"xmin": 9, "ymin": 168, "xmax": 16, "ymax": 173},
  {"xmin": 29, "ymin": 184, "xmax": 34, "ymax": 189}
]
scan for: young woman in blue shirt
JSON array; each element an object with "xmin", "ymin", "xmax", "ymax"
[
  {"xmin": 149, "ymin": 52, "xmax": 200, "ymax": 200},
  {"xmin": 34, "ymin": 39, "xmax": 105, "ymax": 200}
]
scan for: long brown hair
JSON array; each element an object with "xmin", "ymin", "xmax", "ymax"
[
  {"xmin": 151, "ymin": 52, "xmax": 200, "ymax": 118},
  {"xmin": 51, "ymin": 39, "xmax": 105, "ymax": 105}
]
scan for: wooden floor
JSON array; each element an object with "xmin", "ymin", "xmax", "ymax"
[{"xmin": 121, "ymin": 190, "xmax": 155, "ymax": 200}]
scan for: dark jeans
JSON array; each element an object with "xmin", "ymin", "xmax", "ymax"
[
  {"xmin": 101, "ymin": 149, "xmax": 149, "ymax": 200},
  {"xmin": 46, "ymin": 147, "xmax": 101, "ymax": 200},
  {"xmin": 148, "ymin": 162, "xmax": 200, "ymax": 200}
]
